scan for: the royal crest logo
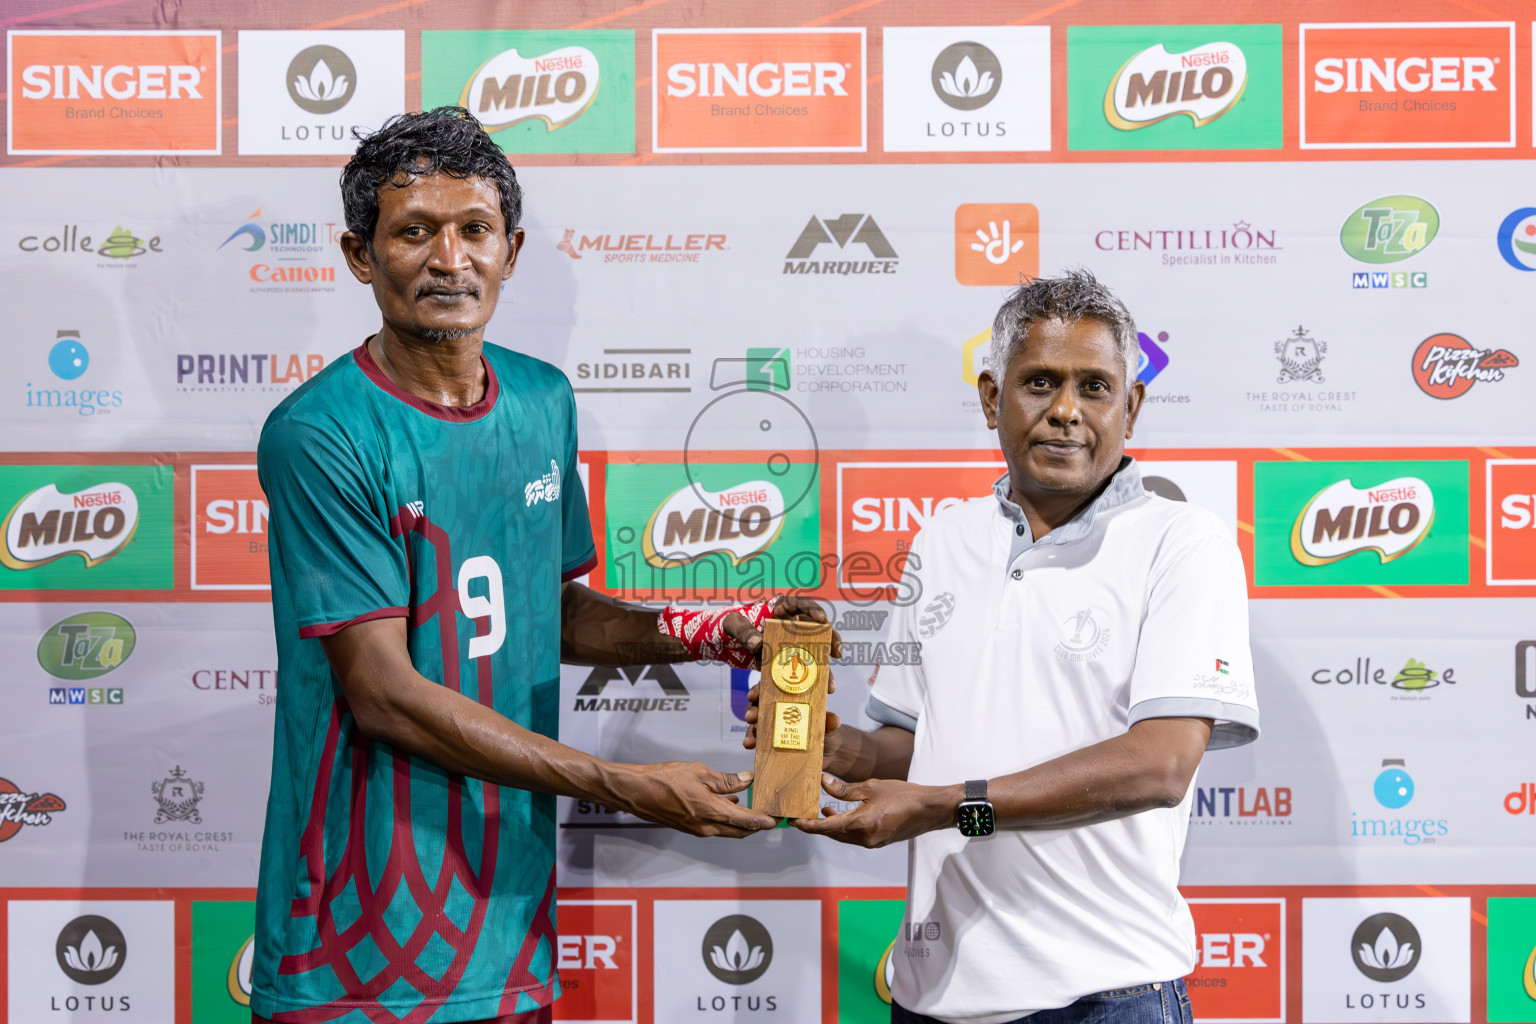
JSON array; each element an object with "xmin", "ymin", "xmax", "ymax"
[
  {"xmin": 0, "ymin": 777, "xmax": 65, "ymax": 842},
  {"xmin": 1104, "ymin": 40, "xmax": 1247, "ymax": 130},
  {"xmin": 1412, "ymin": 333, "xmax": 1517, "ymax": 399},
  {"xmin": 1290, "ymin": 477, "xmax": 1434, "ymax": 567},
  {"xmin": 1, "ymin": 482, "xmax": 139, "ymax": 570},
  {"xmin": 1275, "ymin": 325, "xmax": 1326, "ymax": 384},
  {"xmin": 461, "ymin": 44, "xmax": 602, "ymax": 132},
  {"xmin": 643, "ymin": 480, "xmax": 786, "ymax": 567},
  {"xmin": 152, "ymin": 765, "xmax": 205, "ymax": 824}
]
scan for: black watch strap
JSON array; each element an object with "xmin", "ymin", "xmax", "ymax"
[{"xmin": 963, "ymin": 779, "xmax": 988, "ymax": 802}]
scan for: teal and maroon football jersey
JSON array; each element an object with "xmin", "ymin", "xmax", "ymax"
[{"xmin": 251, "ymin": 340, "xmax": 595, "ymax": 1023}]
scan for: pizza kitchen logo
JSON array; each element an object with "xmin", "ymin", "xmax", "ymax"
[
  {"xmin": 1, "ymin": 482, "xmax": 140, "ymax": 570},
  {"xmin": 1104, "ymin": 39, "xmax": 1247, "ymax": 130},
  {"xmin": 1411, "ymin": 333, "xmax": 1517, "ymax": 399},
  {"xmin": 0, "ymin": 777, "xmax": 66, "ymax": 841}
]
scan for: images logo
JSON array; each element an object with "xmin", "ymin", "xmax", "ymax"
[
  {"xmin": 654, "ymin": 28, "xmax": 865, "ymax": 152},
  {"xmin": 2, "ymin": 482, "xmax": 139, "ymax": 569},
  {"xmin": 954, "ymin": 203, "xmax": 1039, "ymax": 286},
  {"xmin": 26, "ymin": 329, "xmax": 125, "ymax": 417},
  {"xmin": 1412, "ymin": 333, "xmax": 1518, "ymax": 398},
  {"xmin": 1067, "ymin": 25, "xmax": 1281, "ymax": 150},
  {"xmin": 784, "ymin": 213, "xmax": 898, "ymax": 275},
  {"xmin": 1351, "ymin": 913, "xmax": 1420, "ymax": 982},
  {"xmin": 423, "ymin": 31, "xmax": 634, "ymax": 154},
  {"xmin": 37, "ymin": 612, "xmax": 136, "ymax": 680},
  {"xmin": 1254, "ymin": 460, "xmax": 1468, "ymax": 587},
  {"xmin": 0, "ymin": 466, "xmax": 172, "ymax": 590},
  {"xmin": 1299, "ymin": 22, "xmax": 1515, "ymax": 149},
  {"xmin": 1350, "ymin": 759, "xmax": 1449, "ymax": 846},
  {"xmin": 882, "ymin": 27, "xmax": 1051, "ymax": 153},
  {"xmin": 1489, "ymin": 460, "xmax": 1536, "ymax": 586},
  {"xmin": 0, "ymin": 778, "xmax": 65, "ymax": 842},
  {"xmin": 1340, "ymin": 195, "xmax": 1439, "ymax": 264},
  {"xmin": 702, "ymin": 915, "xmax": 772, "ymax": 984},
  {"xmin": 1375, "ymin": 759, "xmax": 1414, "ymax": 810},
  {"xmin": 9, "ymin": 31, "xmax": 221, "ymax": 154},
  {"xmin": 1497, "ymin": 208, "xmax": 1536, "ymax": 271}
]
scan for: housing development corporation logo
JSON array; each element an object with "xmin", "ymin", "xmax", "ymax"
[
  {"xmin": 882, "ymin": 27, "xmax": 1051, "ymax": 153},
  {"xmin": 9, "ymin": 30, "xmax": 221, "ymax": 154},
  {"xmin": 422, "ymin": 30, "xmax": 634, "ymax": 154},
  {"xmin": 1300, "ymin": 22, "xmax": 1515, "ymax": 149},
  {"xmin": 654, "ymin": 28, "xmax": 865, "ymax": 152},
  {"xmin": 237, "ymin": 31, "xmax": 405, "ymax": 155},
  {"xmin": 1497, "ymin": 208, "xmax": 1536, "ymax": 271},
  {"xmin": 1412, "ymin": 333, "xmax": 1517, "ymax": 398},
  {"xmin": 1068, "ymin": 24, "xmax": 1281, "ymax": 150},
  {"xmin": 784, "ymin": 213, "xmax": 898, "ymax": 275},
  {"xmin": 0, "ymin": 777, "xmax": 66, "ymax": 842}
]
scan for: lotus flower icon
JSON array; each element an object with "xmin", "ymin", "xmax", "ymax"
[
  {"xmin": 64, "ymin": 929, "xmax": 119, "ymax": 975},
  {"xmin": 1350, "ymin": 913, "xmax": 1421, "ymax": 982},
  {"xmin": 294, "ymin": 60, "xmax": 349, "ymax": 104},
  {"xmin": 285, "ymin": 45, "xmax": 358, "ymax": 114},
  {"xmin": 710, "ymin": 929, "xmax": 765, "ymax": 973},
  {"xmin": 940, "ymin": 55, "xmax": 993, "ymax": 100},
  {"xmin": 1358, "ymin": 927, "xmax": 1414, "ymax": 972}
]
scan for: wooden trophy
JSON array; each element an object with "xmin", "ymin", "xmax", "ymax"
[{"xmin": 751, "ymin": 618, "xmax": 833, "ymax": 819}]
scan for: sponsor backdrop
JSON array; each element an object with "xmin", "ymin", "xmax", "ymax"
[{"xmin": 2, "ymin": 1, "xmax": 1536, "ymax": 1022}]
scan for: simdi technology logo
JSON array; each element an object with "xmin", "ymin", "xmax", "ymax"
[
  {"xmin": 1066, "ymin": 24, "xmax": 1282, "ymax": 150},
  {"xmin": 8, "ymin": 31, "xmax": 221, "ymax": 154},
  {"xmin": 421, "ymin": 31, "xmax": 635, "ymax": 154},
  {"xmin": 1252, "ymin": 459, "xmax": 1469, "ymax": 587}
]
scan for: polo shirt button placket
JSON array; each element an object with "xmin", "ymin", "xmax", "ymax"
[{"xmin": 1010, "ymin": 568, "xmax": 1023, "ymax": 580}]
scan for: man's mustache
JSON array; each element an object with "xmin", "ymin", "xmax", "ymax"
[{"xmin": 415, "ymin": 280, "xmax": 482, "ymax": 299}]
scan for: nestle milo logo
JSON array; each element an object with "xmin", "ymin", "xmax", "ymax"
[
  {"xmin": 643, "ymin": 480, "xmax": 787, "ymax": 567},
  {"xmin": 0, "ymin": 482, "xmax": 139, "ymax": 570},
  {"xmin": 1290, "ymin": 476, "xmax": 1434, "ymax": 566},
  {"xmin": 37, "ymin": 612, "xmax": 136, "ymax": 680},
  {"xmin": 1105, "ymin": 40, "xmax": 1247, "ymax": 129},
  {"xmin": 1340, "ymin": 196, "xmax": 1439, "ymax": 264}
]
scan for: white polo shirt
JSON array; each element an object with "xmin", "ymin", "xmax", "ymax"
[{"xmin": 868, "ymin": 459, "xmax": 1258, "ymax": 1024}]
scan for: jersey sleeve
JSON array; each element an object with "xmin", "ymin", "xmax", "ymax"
[
  {"xmin": 1126, "ymin": 518, "xmax": 1259, "ymax": 749},
  {"xmin": 559, "ymin": 382, "xmax": 597, "ymax": 580},
  {"xmin": 865, "ymin": 535, "xmax": 928, "ymax": 731},
  {"xmin": 258, "ymin": 414, "xmax": 410, "ymax": 638}
]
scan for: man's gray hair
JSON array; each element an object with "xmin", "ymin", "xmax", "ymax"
[{"xmin": 988, "ymin": 269, "xmax": 1140, "ymax": 385}]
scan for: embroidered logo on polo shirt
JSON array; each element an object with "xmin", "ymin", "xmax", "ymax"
[
  {"xmin": 917, "ymin": 592, "xmax": 956, "ymax": 638},
  {"xmin": 524, "ymin": 460, "xmax": 561, "ymax": 507},
  {"xmin": 1054, "ymin": 607, "xmax": 1112, "ymax": 662}
]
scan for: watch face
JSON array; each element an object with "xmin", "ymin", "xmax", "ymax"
[{"xmin": 957, "ymin": 801, "xmax": 994, "ymax": 837}]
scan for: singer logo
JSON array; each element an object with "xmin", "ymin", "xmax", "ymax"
[
  {"xmin": 653, "ymin": 28, "xmax": 865, "ymax": 152},
  {"xmin": 1186, "ymin": 900, "xmax": 1285, "ymax": 1021},
  {"xmin": 1488, "ymin": 460, "xmax": 1536, "ymax": 586},
  {"xmin": 553, "ymin": 900, "xmax": 635, "ymax": 1023},
  {"xmin": 1290, "ymin": 477, "xmax": 1434, "ymax": 567},
  {"xmin": 8, "ymin": 31, "xmax": 221, "ymax": 154},
  {"xmin": 1299, "ymin": 22, "xmax": 1515, "ymax": 149},
  {"xmin": 955, "ymin": 203, "xmax": 1039, "ymax": 286},
  {"xmin": 191, "ymin": 466, "xmax": 271, "ymax": 590},
  {"xmin": 837, "ymin": 462, "xmax": 1003, "ymax": 588}
]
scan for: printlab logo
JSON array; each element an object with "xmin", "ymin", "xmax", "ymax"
[
  {"xmin": 26, "ymin": 329, "xmax": 125, "ymax": 417},
  {"xmin": 38, "ymin": 611, "xmax": 136, "ymax": 680},
  {"xmin": 702, "ymin": 915, "xmax": 773, "ymax": 984},
  {"xmin": 1411, "ymin": 333, "xmax": 1517, "ymax": 399},
  {"xmin": 1497, "ymin": 208, "xmax": 1536, "ymax": 271},
  {"xmin": 1351, "ymin": 913, "xmax": 1421, "ymax": 983},
  {"xmin": 286, "ymin": 45, "xmax": 356, "ymax": 114},
  {"xmin": 0, "ymin": 777, "xmax": 65, "ymax": 841},
  {"xmin": 57, "ymin": 915, "xmax": 127, "ymax": 984},
  {"xmin": 784, "ymin": 213, "xmax": 898, "ymax": 275},
  {"xmin": 954, "ymin": 203, "xmax": 1038, "ymax": 286},
  {"xmin": 1055, "ymin": 608, "xmax": 1111, "ymax": 662},
  {"xmin": 152, "ymin": 766, "xmax": 205, "ymax": 824},
  {"xmin": 933, "ymin": 42, "xmax": 1001, "ymax": 109}
]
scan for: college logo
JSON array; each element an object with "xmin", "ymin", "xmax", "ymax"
[
  {"xmin": 191, "ymin": 465, "xmax": 270, "ymax": 590},
  {"xmin": 1497, "ymin": 208, "xmax": 1536, "ymax": 271},
  {"xmin": 836, "ymin": 461, "xmax": 1000, "ymax": 588},
  {"xmin": 954, "ymin": 203, "xmax": 1039, "ymax": 286},
  {"xmin": 237, "ymin": 31, "xmax": 404, "ymax": 155},
  {"xmin": 1412, "ymin": 333, "xmax": 1517, "ymax": 399},
  {"xmin": 2, "ymin": 481, "xmax": 139, "ymax": 570},
  {"xmin": 784, "ymin": 213, "xmax": 898, "ymax": 275},
  {"xmin": 15, "ymin": 224, "xmax": 165, "ymax": 269},
  {"xmin": 191, "ymin": 901, "xmax": 256, "ymax": 1023},
  {"xmin": 1253, "ymin": 460, "xmax": 1468, "ymax": 587},
  {"xmin": 1313, "ymin": 655, "xmax": 1457, "ymax": 694},
  {"xmin": 1068, "ymin": 25, "xmax": 1281, "ymax": 150},
  {"xmin": 1340, "ymin": 195, "xmax": 1439, "ymax": 267},
  {"xmin": 1352, "ymin": 913, "xmax": 1421, "ymax": 982},
  {"xmin": 882, "ymin": 28, "xmax": 1051, "ymax": 152},
  {"xmin": 26, "ymin": 329, "xmax": 126, "ymax": 417},
  {"xmin": 1489, "ymin": 461, "xmax": 1536, "ymax": 586},
  {"xmin": 554, "ymin": 901, "xmax": 636, "ymax": 1024},
  {"xmin": 56, "ymin": 915, "xmax": 127, "ymax": 985},
  {"xmin": 0, "ymin": 778, "xmax": 66, "ymax": 841},
  {"xmin": 423, "ymin": 30, "xmax": 634, "ymax": 154},
  {"xmin": 702, "ymin": 915, "xmax": 772, "ymax": 984},
  {"xmin": 654, "ymin": 28, "xmax": 865, "ymax": 152},
  {"xmin": 1185, "ymin": 900, "xmax": 1285, "ymax": 1021},
  {"xmin": 9, "ymin": 30, "xmax": 221, "ymax": 154},
  {"xmin": 1299, "ymin": 22, "xmax": 1515, "ymax": 149},
  {"xmin": 151, "ymin": 765, "xmax": 205, "ymax": 824},
  {"xmin": 37, "ymin": 612, "xmax": 136, "ymax": 680}
]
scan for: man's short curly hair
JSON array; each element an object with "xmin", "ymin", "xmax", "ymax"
[{"xmin": 340, "ymin": 107, "xmax": 523, "ymax": 246}]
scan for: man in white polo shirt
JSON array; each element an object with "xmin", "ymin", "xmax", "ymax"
[{"xmin": 748, "ymin": 269, "xmax": 1258, "ymax": 1024}]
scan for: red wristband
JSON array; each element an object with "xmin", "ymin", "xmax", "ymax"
[{"xmin": 657, "ymin": 597, "xmax": 778, "ymax": 668}]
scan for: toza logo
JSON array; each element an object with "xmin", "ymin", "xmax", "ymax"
[
  {"xmin": 1412, "ymin": 333, "xmax": 1517, "ymax": 400},
  {"xmin": 37, "ymin": 611, "xmax": 136, "ymax": 680},
  {"xmin": 932, "ymin": 42, "xmax": 1001, "ymax": 110},
  {"xmin": 1, "ymin": 482, "xmax": 139, "ymax": 570},
  {"xmin": 1289, "ymin": 476, "xmax": 1434, "ymax": 567},
  {"xmin": 56, "ymin": 915, "xmax": 127, "ymax": 985},
  {"xmin": 1105, "ymin": 40, "xmax": 1248, "ymax": 130},
  {"xmin": 286, "ymin": 44, "xmax": 355, "ymax": 114},
  {"xmin": 1340, "ymin": 195, "xmax": 1439, "ymax": 264},
  {"xmin": 702, "ymin": 915, "xmax": 773, "ymax": 984}
]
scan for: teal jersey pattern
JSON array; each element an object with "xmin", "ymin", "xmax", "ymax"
[{"xmin": 251, "ymin": 341, "xmax": 596, "ymax": 1024}]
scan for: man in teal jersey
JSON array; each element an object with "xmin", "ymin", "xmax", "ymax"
[{"xmin": 252, "ymin": 108, "xmax": 828, "ymax": 1024}]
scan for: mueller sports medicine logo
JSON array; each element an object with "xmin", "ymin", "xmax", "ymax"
[
  {"xmin": 1104, "ymin": 40, "xmax": 1247, "ymax": 129},
  {"xmin": 1290, "ymin": 477, "xmax": 1433, "ymax": 567},
  {"xmin": 654, "ymin": 28, "xmax": 865, "ymax": 152},
  {"xmin": 1, "ymin": 482, "xmax": 139, "ymax": 570},
  {"xmin": 462, "ymin": 44, "xmax": 601, "ymax": 132},
  {"xmin": 784, "ymin": 214, "xmax": 897, "ymax": 275},
  {"xmin": 559, "ymin": 229, "xmax": 726, "ymax": 266},
  {"xmin": 9, "ymin": 31, "xmax": 221, "ymax": 154},
  {"xmin": 643, "ymin": 481, "xmax": 785, "ymax": 568},
  {"xmin": 1412, "ymin": 333, "xmax": 1517, "ymax": 399},
  {"xmin": 1300, "ymin": 22, "xmax": 1515, "ymax": 149}
]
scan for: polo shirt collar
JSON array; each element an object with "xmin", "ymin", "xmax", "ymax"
[{"xmin": 993, "ymin": 456, "xmax": 1144, "ymax": 549}]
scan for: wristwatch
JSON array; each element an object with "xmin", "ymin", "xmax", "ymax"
[{"xmin": 955, "ymin": 779, "xmax": 995, "ymax": 837}]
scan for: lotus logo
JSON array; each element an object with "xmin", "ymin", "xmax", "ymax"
[
  {"xmin": 1350, "ymin": 913, "xmax": 1421, "ymax": 982},
  {"xmin": 56, "ymin": 915, "xmax": 127, "ymax": 984},
  {"xmin": 1340, "ymin": 196, "xmax": 1439, "ymax": 265},
  {"xmin": 1, "ymin": 482, "xmax": 140, "ymax": 570},
  {"xmin": 701, "ymin": 914, "xmax": 772, "ymax": 984},
  {"xmin": 463, "ymin": 46, "xmax": 601, "ymax": 132},
  {"xmin": 1289, "ymin": 477, "xmax": 1433, "ymax": 567},
  {"xmin": 931, "ymin": 42, "xmax": 1002, "ymax": 110},
  {"xmin": 1105, "ymin": 41, "xmax": 1247, "ymax": 130},
  {"xmin": 643, "ymin": 480, "xmax": 785, "ymax": 568},
  {"xmin": 285, "ymin": 45, "xmax": 357, "ymax": 114}
]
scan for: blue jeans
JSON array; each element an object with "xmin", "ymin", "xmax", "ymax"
[{"xmin": 892, "ymin": 979, "xmax": 1192, "ymax": 1024}]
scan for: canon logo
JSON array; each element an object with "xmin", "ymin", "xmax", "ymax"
[
  {"xmin": 665, "ymin": 61, "xmax": 847, "ymax": 98},
  {"xmin": 20, "ymin": 64, "xmax": 203, "ymax": 100},
  {"xmin": 1199, "ymin": 932, "xmax": 1266, "ymax": 968},
  {"xmin": 1312, "ymin": 56, "xmax": 1496, "ymax": 94}
]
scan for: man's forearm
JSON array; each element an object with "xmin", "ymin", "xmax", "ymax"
[
  {"xmin": 560, "ymin": 582, "xmax": 688, "ymax": 666},
  {"xmin": 825, "ymin": 724, "xmax": 915, "ymax": 782}
]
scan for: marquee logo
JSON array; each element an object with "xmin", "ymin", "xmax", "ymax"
[
  {"xmin": 643, "ymin": 480, "xmax": 786, "ymax": 567},
  {"xmin": 784, "ymin": 213, "xmax": 897, "ymax": 275},
  {"xmin": 1340, "ymin": 195, "xmax": 1439, "ymax": 264},
  {"xmin": 461, "ymin": 44, "xmax": 601, "ymax": 132},
  {"xmin": 8, "ymin": 30, "xmax": 221, "ymax": 154},
  {"xmin": 1104, "ymin": 41, "xmax": 1247, "ymax": 129},
  {"xmin": 1290, "ymin": 476, "xmax": 1433, "ymax": 566},
  {"xmin": 1412, "ymin": 333, "xmax": 1517, "ymax": 399},
  {"xmin": 1, "ymin": 482, "xmax": 139, "ymax": 570},
  {"xmin": 1299, "ymin": 22, "xmax": 1515, "ymax": 149}
]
